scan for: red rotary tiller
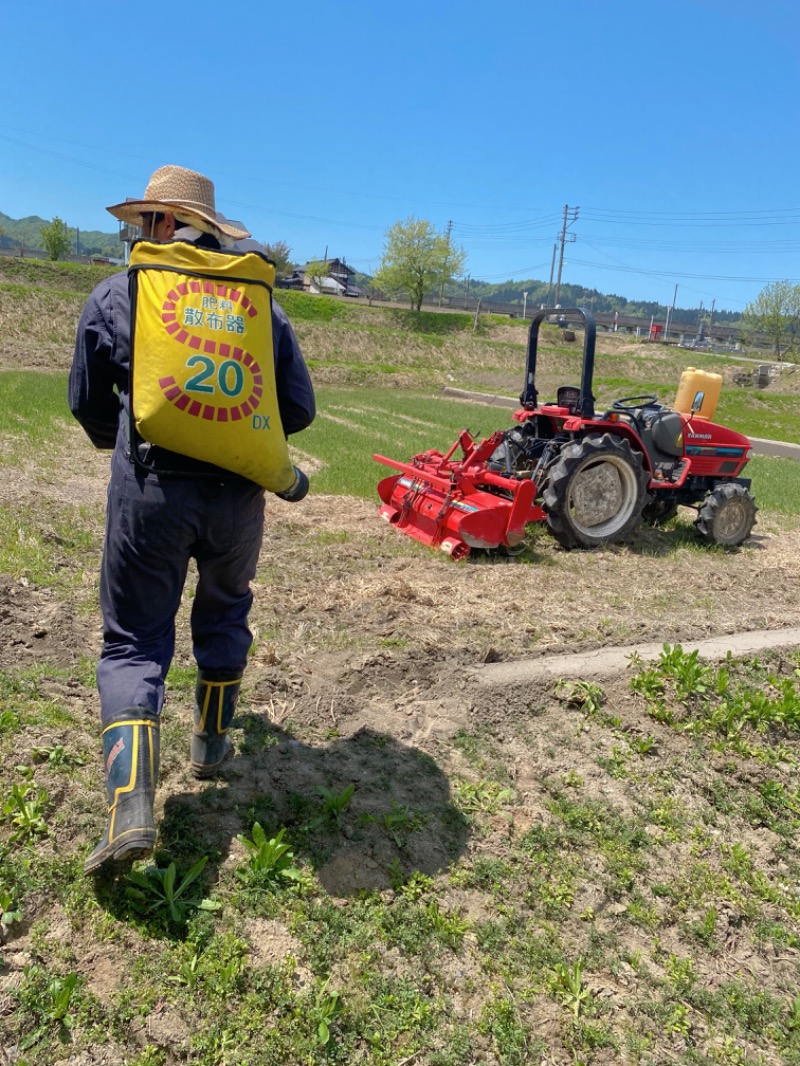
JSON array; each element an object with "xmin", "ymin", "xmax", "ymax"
[
  {"xmin": 374, "ymin": 428, "xmax": 543, "ymax": 560},
  {"xmin": 374, "ymin": 307, "xmax": 757, "ymax": 559}
]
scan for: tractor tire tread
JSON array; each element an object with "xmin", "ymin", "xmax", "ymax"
[
  {"xmin": 695, "ymin": 483, "xmax": 757, "ymax": 547},
  {"xmin": 542, "ymin": 433, "xmax": 648, "ymax": 550}
]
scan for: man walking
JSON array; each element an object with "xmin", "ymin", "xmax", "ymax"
[{"xmin": 70, "ymin": 165, "xmax": 315, "ymax": 874}]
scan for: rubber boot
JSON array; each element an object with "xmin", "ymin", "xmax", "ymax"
[
  {"xmin": 191, "ymin": 669, "xmax": 242, "ymax": 779},
  {"xmin": 84, "ymin": 708, "xmax": 159, "ymax": 875}
]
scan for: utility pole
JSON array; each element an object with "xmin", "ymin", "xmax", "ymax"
[
  {"xmin": 664, "ymin": 283, "xmax": 678, "ymax": 342},
  {"xmin": 546, "ymin": 243, "xmax": 557, "ymax": 307},
  {"xmin": 553, "ymin": 204, "xmax": 579, "ymax": 309},
  {"xmin": 439, "ymin": 219, "xmax": 453, "ymax": 306}
]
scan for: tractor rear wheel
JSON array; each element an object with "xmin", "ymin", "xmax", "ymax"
[
  {"xmin": 695, "ymin": 484, "xmax": 757, "ymax": 547},
  {"xmin": 542, "ymin": 434, "xmax": 648, "ymax": 549}
]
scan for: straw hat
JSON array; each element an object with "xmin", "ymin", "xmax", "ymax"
[{"xmin": 106, "ymin": 165, "xmax": 250, "ymax": 240}]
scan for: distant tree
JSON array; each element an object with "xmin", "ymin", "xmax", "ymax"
[
  {"xmin": 305, "ymin": 259, "xmax": 331, "ymax": 293},
  {"xmin": 360, "ymin": 277, "xmax": 384, "ymax": 306},
  {"xmin": 40, "ymin": 216, "xmax": 71, "ymax": 261},
  {"xmin": 741, "ymin": 281, "xmax": 800, "ymax": 357},
  {"xmin": 374, "ymin": 217, "xmax": 466, "ymax": 312},
  {"xmin": 261, "ymin": 239, "xmax": 294, "ymax": 279}
]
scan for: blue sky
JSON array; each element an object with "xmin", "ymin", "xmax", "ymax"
[{"xmin": 1, "ymin": 0, "xmax": 798, "ymax": 314}]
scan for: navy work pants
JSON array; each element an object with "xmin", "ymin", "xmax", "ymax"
[{"xmin": 97, "ymin": 448, "xmax": 266, "ymax": 725}]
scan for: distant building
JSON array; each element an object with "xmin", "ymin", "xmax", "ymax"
[{"xmin": 278, "ymin": 258, "xmax": 361, "ymax": 297}]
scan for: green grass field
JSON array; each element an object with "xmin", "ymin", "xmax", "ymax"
[{"xmin": 4, "ymin": 372, "xmax": 798, "ymax": 517}]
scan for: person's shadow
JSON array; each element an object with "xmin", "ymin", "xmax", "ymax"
[{"xmin": 154, "ymin": 713, "xmax": 471, "ymax": 901}]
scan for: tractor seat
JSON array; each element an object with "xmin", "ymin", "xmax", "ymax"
[{"xmin": 638, "ymin": 408, "xmax": 684, "ymax": 459}]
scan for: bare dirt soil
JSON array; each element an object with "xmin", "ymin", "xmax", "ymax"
[{"xmin": 1, "ymin": 425, "xmax": 798, "ymax": 849}]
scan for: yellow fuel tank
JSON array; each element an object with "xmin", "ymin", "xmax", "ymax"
[{"xmin": 674, "ymin": 366, "xmax": 723, "ymax": 419}]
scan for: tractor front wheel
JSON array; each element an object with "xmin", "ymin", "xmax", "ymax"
[
  {"xmin": 543, "ymin": 434, "xmax": 648, "ymax": 549},
  {"xmin": 695, "ymin": 484, "xmax": 757, "ymax": 547}
]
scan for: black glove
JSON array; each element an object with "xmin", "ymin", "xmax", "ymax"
[{"xmin": 275, "ymin": 466, "xmax": 309, "ymax": 503}]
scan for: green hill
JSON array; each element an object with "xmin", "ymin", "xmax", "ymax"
[{"xmin": 0, "ymin": 210, "xmax": 124, "ymax": 258}]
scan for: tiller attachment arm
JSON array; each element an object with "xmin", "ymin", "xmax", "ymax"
[{"xmin": 374, "ymin": 429, "xmax": 542, "ymax": 558}]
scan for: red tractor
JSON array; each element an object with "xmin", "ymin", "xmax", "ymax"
[{"xmin": 374, "ymin": 307, "xmax": 757, "ymax": 558}]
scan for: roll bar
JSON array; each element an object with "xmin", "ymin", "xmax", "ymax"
[{"xmin": 520, "ymin": 307, "xmax": 597, "ymax": 419}]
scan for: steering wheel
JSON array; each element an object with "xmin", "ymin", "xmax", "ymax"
[{"xmin": 611, "ymin": 394, "xmax": 659, "ymax": 413}]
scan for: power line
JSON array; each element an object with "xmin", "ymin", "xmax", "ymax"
[
  {"xmin": 0, "ymin": 128, "xmax": 551, "ymax": 215},
  {"xmin": 577, "ymin": 233, "xmax": 800, "ymax": 252},
  {"xmin": 451, "ymin": 214, "xmax": 562, "ymax": 235},
  {"xmin": 581, "ymin": 204, "xmax": 800, "ymax": 222},
  {"xmin": 465, "ymin": 260, "xmax": 553, "ymax": 280},
  {"xmin": 570, "ymin": 255, "xmax": 800, "ymax": 284}
]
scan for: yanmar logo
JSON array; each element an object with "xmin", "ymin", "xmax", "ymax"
[{"xmin": 687, "ymin": 433, "xmax": 712, "ymax": 440}]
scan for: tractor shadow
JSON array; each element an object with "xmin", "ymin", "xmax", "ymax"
[
  {"xmin": 626, "ymin": 519, "xmax": 769, "ymax": 557},
  {"xmin": 154, "ymin": 717, "xmax": 471, "ymax": 902},
  {"xmin": 462, "ymin": 518, "xmax": 767, "ymax": 564}
]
